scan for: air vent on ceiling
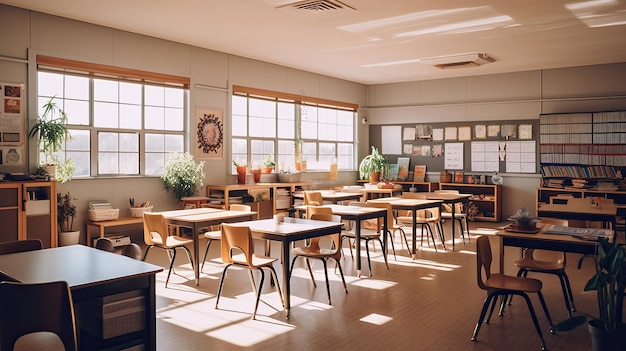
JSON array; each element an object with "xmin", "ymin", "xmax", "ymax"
[
  {"xmin": 421, "ymin": 53, "xmax": 495, "ymax": 70},
  {"xmin": 277, "ymin": 0, "xmax": 355, "ymax": 14}
]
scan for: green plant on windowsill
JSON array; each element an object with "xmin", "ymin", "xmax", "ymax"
[{"xmin": 162, "ymin": 153, "xmax": 205, "ymax": 202}]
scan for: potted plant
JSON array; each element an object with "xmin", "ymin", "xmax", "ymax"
[
  {"xmin": 507, "ymin": 206, "xmax": 537, "ymax": 231},
  {"xmin": 28, "ymin": 97, "xmax": 73, "ymax": 179},
  {"xmin": 358, "ymin": 146, "xmax": 389, "ymax": 183},
  {"xmin": 261, "ymin": 154, "xmax": 276, "ymax": 173},
  {"xmin": 233, "ymin": 160, "xmax": 247, "ymax": 184},
  {"xmin": 162, "ymin": 153, "xmax": 206, "ymax": 202},
  {"xmin": 554, "ymin": 238, "xmax": 626, "ymax": 351},
  {"xmin": 57, "ymin": 192, "xmax": 79, "ymax": 246}
]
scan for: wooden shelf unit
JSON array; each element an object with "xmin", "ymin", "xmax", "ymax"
[
  {"xmin": 356, "ymin": 179, "xmax": 439, "ymax": 193},
  {"xmin": 0, "ymin": 180, "xmax": 57, "ymax": 247},
  {"xmin": 536, "ymin": 187, "xmax": 626, "ymax": 208},
  {"xmin": 439, "ymin": 183, "xmax": 502, "ymax": 222},
  {"xmin": 205, "ymin": 182, "xmax": 315, "ymax": 217}
]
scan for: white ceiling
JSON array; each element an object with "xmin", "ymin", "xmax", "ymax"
[{"xmin": 3, "ymin": 0, "xmax": 626, "ymax": 85}]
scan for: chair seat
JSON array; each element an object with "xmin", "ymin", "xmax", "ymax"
[
  {"xmin": 230, "ymin": 252, "xmax": 278, "ymax": 268},
  {"xmin": 514, "ymin": 257, "xmax": 564, "ymax": 271},
  {"xmin": 397, "ymin": 216, "xmax": 438, "ymax": 224},
  {"xmin": 291, "ymin": 246, "xmax": 338, "ymax": 258},
  {"xmin": 204, "ymin": 230, "xmax": 222, "ymax": 240},
  {"xmin": 441, "ymin": 212, "xmax": 466, "ymax": 218},
  {"xmin": 164, "ymin": 235, "xmax": 193, "ymax": 247},
  {"xmin": 485, "ymin": 273, "xmax": 543, "ymax": 292}
]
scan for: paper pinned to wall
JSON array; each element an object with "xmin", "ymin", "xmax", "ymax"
[
  {"xmin": 381, "ymin": 125, "xmax": 402, "ymax": 155},
  {"xmin": 444, "ymin": 142, "xmax": 464, "ymax": 169}
]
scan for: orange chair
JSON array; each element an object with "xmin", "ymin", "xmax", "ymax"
[
  {"xmin": 216, "ymin": 223, "xmax": 284, "ymax": 319},
  {"xmin": 304, "ymin": 191, "xmax": 324, "ymax": 206},
  {"xmin": 471, "ymin": 236, "xmax": 554, "ymax": 351},
  {"xmin": 289, "ymin": 213, "xmax": 348, "ymax": 304},
  {"xmin": 510, "ymin": 218, "xmax": 575, "ymax": 317},
  {"xmin": 142, "ymin": 212, "xmax": 194, "ymax": 287},
  {"xmin": 201, "ymin": 204, "xmax": 252, "ymax": 272},
  {"xmin": 435, "ymin": 190, "xmax": 470, "ymax": 244}
]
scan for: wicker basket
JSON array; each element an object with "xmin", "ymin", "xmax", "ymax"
[
  {"xmin": 130, "ymin": 206, "xmax": 153, "ymax": 218},
  {"xmin": 88, "ymin": 208, "xmax": 120, "ymax": 221}
]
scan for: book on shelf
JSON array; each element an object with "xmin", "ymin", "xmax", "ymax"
[{"xmin": 397, "ymin": 158, "xmax": 410, "ymax": 181}]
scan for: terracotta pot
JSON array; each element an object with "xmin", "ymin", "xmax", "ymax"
[
  {"xmin": 251, "ymin": 169, "xmax": 261, "ymax": 183},
  {"xmin": 236, "ymin": 166, "xmax": 247, "ymax": 184},
  {"xmin": 261, "ymin": 167, "xmax": 274, "ymax": 174},
  {"xmin": 370, "ymin": 171, "xmax": 381, "ymax": 184}
]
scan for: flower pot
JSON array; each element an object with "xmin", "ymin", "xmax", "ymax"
[
  {"xmin": 236, "ymin": 166, "xmax": 247, "ymax": 184},
  {"xmin": 261, "ymin": 167, "xmax": 274, "ymax": 174},
  {"xmin": 370, "ymin": 171, "xmax": 381, "ymax": 184},
  {"xmin": 588, "ymin": 320, "xmax": 625, "ymax": 351},
  {"xmin": 251, "ymin": 169, "xmax": 261, "ymax": 183},
  {"xmin": 59, "ymin": 230, "xmax": 80, "ymax": 246}
]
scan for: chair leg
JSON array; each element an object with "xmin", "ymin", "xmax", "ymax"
[
  {"xmin": 425, "ymin": 224, "xmax": 438, "ymax": 252},
  {"xmin": 333, "ymin": 257, "xmax": 349, "ymax": 293},
  {"xmin": 252, "ymin": 269, "xmax": 265, "ymax": 320},
  {"xmin": 471, "ymin": 293, "xmax": 497, "ymax": 341},
  {"xmin": 180, "ymin": 245, "xmax": 195, "ymax": 271},
  {"xmin": 387, "ymin": 229, "xmax": 397, "ymax": 261},
  {"xmin": 165, "ymin": 248, "xmax": 177, "ymax": 288},
  {"xmin": 563, "ymin": 272, "xmax": 577, "ymax": 312},
  {"xmin": 557, "ymin": 274, "xmax": 573, "ymax": 318},
  {"xmin": 320, "ymin": 258, "xmax": 332, "ymax": 304},
  {"xmin": 141, "ymin": 245, "xmax": 153, "ymax": 261},
  {"xmin": 364, "ymin": 240, "xmax": 373, "ymax": 276},
  {"xmin": 399, "ymin": 228, "xmax": 411, "ymax": 253},
  {"xmin": 215, "ymin": 264, "xmax": 233, "ymax": 309},
  {"xmin": 519, "ymin": 292, "xmax": 549, "ymax": 350},
  {"xmin": 536, "ymin": 291, "xmax": 555, "ymax": 332},
  {"xmin": 201, "ymin": 239, "xmax": 213, "ymax": 272},
  {"xmin": 304, "ymin": 258, "xmax": 317, "ymax": 287},
  {"xmin": 486, "ymin": 294, "xmax": 499, "ymax": 323},
  {"xmin": 267, "ymin": 265, "xmax": 285, "ymax": 308},
  {"xmin": 435, "ymin": 223, "xmax": 446, "ymax": 250}
]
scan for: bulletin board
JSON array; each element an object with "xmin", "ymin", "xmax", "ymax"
[
  {"xmin": 369, "ymin": 119, "xmax": 540, "ymax": 176},
  {"xmin": 0, "ymin": 82, "xmax": 26, "ymax": 167}
]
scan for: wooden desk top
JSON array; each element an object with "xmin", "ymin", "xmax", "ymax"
[{"xmin": 0, "ymin": 245, "xmax": 162, "ymax": 288}]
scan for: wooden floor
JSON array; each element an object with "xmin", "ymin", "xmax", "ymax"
[{"xmin": 143, "ymin": 221, "xmax": 600, "ymax": 351}]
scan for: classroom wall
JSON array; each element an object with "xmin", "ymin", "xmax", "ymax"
[
  {"xmin": 363, "ymin": 64, "xmax": 626, "ymax": 216},
  {"xmin": 0, "ymin": 5, "xmax": 367, "ymax": 243}
]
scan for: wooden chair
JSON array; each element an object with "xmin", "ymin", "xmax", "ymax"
[
  {"xmin": 216, "ymin": 223, "xmax": 284, "ymax": 319},
  {"xmin": 0, "ymin": 281, "xmax": 77, "ymax": 351},
  {"xmin": 201, "ymin": 204, "xmax": 252, "ymax": 272},
  {"xmin": 397, "ymin": 193, "xmax": 445, "ymax": 251},
  {"xmin": 94, "ymin": 237, "xmax": 114, "ymax": 252},
  {"xmin": 342, "ymin": 201, "xmax": 389, "ymax": 275},
  {"xmin": 471, "ymin": 236, "xmax": 554, "ymax": 351},
  {"xmin": 434, "ymin": 189, "xmax": 470, "ymax": 244},
  {"xmin": 0, "ymin": 239, "xmax": 42, "ymax": 254},
  {"xmin": 289, "ymin": 213, "xmax": 348, "ymax": 304},
  {"xmin": 509, "ymin": 218, "xmax": 576, "ymax": 317},
  {"xmin": 364, "ymin": 201, "xmax": 400, "ymax": 259},
  {"xmin": 304, "ymin": 191, "xmax": 324, "ymax": 206},
  {"xmin": 142, "ymin": 212, "xmax": 194, "ymax": 288}
]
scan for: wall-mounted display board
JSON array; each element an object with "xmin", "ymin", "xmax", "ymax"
[
  {"xmin": 539, "ymin": 111, "xmax": 626, "ymax": 166},
  {"xmin": 369, "ymin": 119, "xmax": 540, "ymax": 178}
]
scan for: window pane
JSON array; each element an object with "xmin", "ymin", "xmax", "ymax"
[
  {"xmin": 38, "ymin": 72, "xmax": 63, "ymax": 98},
  {"xmin": 120, "ymin": 82, "xmax": 142, "ymax": 104},
  {"xmin": 164, "ymin": 107, "xmax": 184, "ymax": 131},
  {"xmin": 232, "ymin": 114, "xmax": 247, "ymax": 136},
  {"xmin": 165, "ymin": 134, "xmax": 184, "ymax": 152},
  {"xmin": 232, "ymin": 138, "xmax": 247, "ymax": 173},
  {"xmin": 119, "ymin": 153, "xmax": 139, "ymax": 174},
  {"xmin": 98, "ymin": 152, "xmax": 118, "ymax": 174},
  {"xmin": 145, "ymin": 153, "xmax": 165, "ymax": 176},
  {"xmin": 119, "ymin": 133, "xmax": 138, "ymax": 152},
  {"xmin": 164, "ymin": 88, "xmax": 183, "ymax": 108},
  {"xmin": 99, "ymin": 132, "xmax": 118, "ymax": 152},
  {"xmin": 94, "ymin": 79, "xmax": 119, "ymax": 102},
  {"xmin": 301, "ymin": 105, "xmax": 318, "ymax": 139},
  {"xmin": 277, "ymin": 102, "xmax": 295, "ymax": 138},
  {"xmin": 145, "ymin": 106, "xmax": 164, "ymax": 130},
  {"xmin": 145, "ymin": 85, "xmax": 164, "ymax": 106},
  {"xmin": 250, "ymin": 140, "xmax": 274, "ymax": 168},
  {"xmin": 145, "ymin": 134, "xmax": 164, "ymax": 152},
  {"xmin": 64, "ymin": 99, "xmax": 89, "ymax": 125},
  {"xmin": 94, "ymin": 102, "xmax": 119, "ymax": 128},
  {"xmin": 120, "ymin": 104, "xmax": 142, "ymax": 129},
  {"xmin": 65, "ymin": 75, "xmax": 89, "ymax": 100}
]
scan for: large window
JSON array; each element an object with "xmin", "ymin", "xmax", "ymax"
[
  {"xmin": 36, "ymin": 56, "xmax": 189, "ymax": 178},
  {"xmin": 232, "ymin": 86, "xmax": 357, "ymax": 174}
]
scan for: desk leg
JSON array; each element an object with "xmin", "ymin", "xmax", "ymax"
[
  {"xmin": 282, "ymin": 239, "xmax": 291, "ymax": 319},
  {"xmin": 411, "ymin": 209, "xmax": 417, "ymax": 259},
  {"xmin": 356, "ymin": 220, "xmax": 362, "ymax": 277},
  {"xmin": 193, "ymin": 223, "xmax": 200, "ymax": 286},
  {"xmin": 450, "ymin": 201, "xmax": 456, "ymax": 250},
  {"xmin": 383, "ymin": 214, "xmax": 388, "ymax": 264},
  {"xmin": 499, "ymin": 236, "xmax": 505, "ymax": 274}
]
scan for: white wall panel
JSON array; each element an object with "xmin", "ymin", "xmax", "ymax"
[
  {"xmin": 190, "ymin": 47, "xmax": 229, "ymax": 88},
  {"xmin": 113, "ymin": 31, "xmax": 191, "ymax": 76},
  {"xmin": 228, "ymin": 56, "xmax": 288, "ymax": 91},
  {"xmin": 542, "ymin": 63, "xmax": 626, "ymax": 99},
  {"xmin": 467, "ymin": 71, "xmax": 540, "ymax": 102},
  {"xmin": 419, "ymin": 77, "xmax": 467, "ymax": 104},
  {"xmin": 0, "ymin": 5, "xmax": 29, "ymax": 59}
]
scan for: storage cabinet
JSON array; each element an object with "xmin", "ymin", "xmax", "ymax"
[
  {"xmin": 0, "ymin": 180, "xmax": 57, "ymax": 247},
  {"xmin": 439, "ymin": 183, "xmax": 502, "ymax": 222}
]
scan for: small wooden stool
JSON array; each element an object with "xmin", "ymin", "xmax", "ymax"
[{"xmin": 180, "ymin": 196, "xmax": 210, "ymax": 209}]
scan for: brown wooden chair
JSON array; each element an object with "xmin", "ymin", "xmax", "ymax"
[
  {"xmin": 471, "ymin": 235, "xmax": 554, "ymax": 351},
  {"xmin": 0, "ymin": 239, "xmax": 43, "ymax": 255},
  {"xmin": 201, "ymin": 204, "xmax": 252, "ymax": 272},
  {"xmin": 289, "ymin": 213, "xmax": 348, "ymax": 304},
  {"xmin": 398, "ymin": 193, "xmax": 445, "ymax": 251},
  {"xmin": 509, "ymin": 218, "xmax": 576, "ymax": 317},
  {"xmin": 94, "ymin": 237, "xmax": 114, "ymax": 252},
  {"xmin": 342, "ymin": 201, "xmax": 389, "ymax": 275},
  {"xmin": 142, "ymin": 212, "xmax": 194, "ymax": 287},
  {"xmin": 0, "ymin": 280, "xmax": 77, "ymax": 351},
  {"xmin": 434, "ymin": 189, "xmax": 470, "ymax": 244},
  {"xmin": 216, "ymin": 223, "xmax": 284, "ymax": 319}
]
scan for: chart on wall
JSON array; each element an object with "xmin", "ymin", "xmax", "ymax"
[{"xmin": 0, "ymin": 82, "xmax": 25, "ymax": 166}]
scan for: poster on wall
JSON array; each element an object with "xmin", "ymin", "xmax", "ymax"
[
  {"xmin": 196, "ymin": 107, "xmax": 224, "ymax": 159},
  {"xmin": 0, "ymin": 82, "xmax": 25, "ymax": 148},
  {"xmin": 444, "ymin": 142, "xmax": 464, "ymax": 169}
]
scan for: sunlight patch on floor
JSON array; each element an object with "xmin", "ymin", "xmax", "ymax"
[
  {"xmin": 206, "ymin": 316, "xmax": 295, "ymax": 347},
  {"xmin": 297, "ymin": 300, "xmax": 335, "ymax": 311},
  {"xmin": 350, "ymin": 278, "xmax": 397, "ymax": 290},
  {"xmin": 360, "ymin": 313, "xmax": 393, "ymax": 325},
  {"xmin": 471, "ymin": 227, "xmax": 500, "ymax": 235}
]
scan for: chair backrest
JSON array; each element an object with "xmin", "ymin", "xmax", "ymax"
[
  {"xmin": 0, "ymin": 281, "xmax": 77, "ymax": 351},
  {"xmin": 94, "ymin": 237, "xmax": 114, "ymax": 252},
  {"xmin": 221, "ymin": 223, "xmax": 255, "ymax": 267},
  {"xmin": 309, "ymin": 213, "xmax": 342, "ymax": 251},
  {"xmin": 0, "ymin": 239, "xmax": 43, "ymax": 255},
  {"xmin": 304, "ymin": 191, "xmax": 323, "ymax": 206},
  {"xmin": 398, "ymin": 193, "xmax": 431, "ymax": 218},
  {"xmin": 230, "ymin": 204, "xmax": 252, "ymax": 212},
  {"xmin": 122, "ymin": 243, "xmax": 143, "ymax": 260},
  {"xmin": 306, "ymin": 205, "xmax": 333, "ymax": 219},
  {"xmin": 475, "ymin": 236, "xmax": 493, "ymax": 291},
  {"xmin": 364, "ymin": 201, "xmax": 395, "ymax": 229},
  {"xmin": 143, "ymin": 212, "xmax": 168, "ymax": 246}
]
